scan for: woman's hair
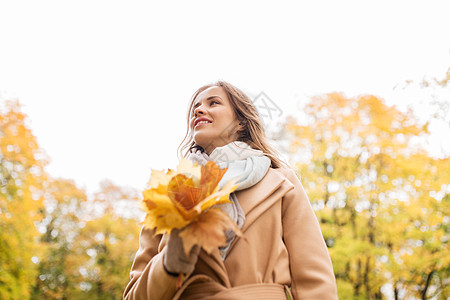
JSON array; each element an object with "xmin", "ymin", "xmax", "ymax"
[{"xmin": 177, "ymin": 80, "xmax": 288, "ymax": 169}]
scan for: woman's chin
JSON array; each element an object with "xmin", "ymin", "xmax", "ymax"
[{"xmin": 193, "ymin": 136, "xmax": 212, "ymax": 150}]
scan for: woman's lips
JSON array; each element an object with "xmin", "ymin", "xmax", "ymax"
[{"xmin": 194, "ymin": 121, "xmax": 211, "ymax": 128}]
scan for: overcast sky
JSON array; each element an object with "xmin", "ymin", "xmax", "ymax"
[{"xmin": 1, "ymin": 0, "xmax": 449, "ymax": 195}]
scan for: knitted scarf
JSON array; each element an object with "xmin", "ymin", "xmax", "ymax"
[{"xmin": 186, "ymin": 141, "xmax": 271, "ymax": 259}]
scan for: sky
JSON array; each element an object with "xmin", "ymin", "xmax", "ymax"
[{"xmin": 0, "ymin": 0, "xmax": 449, "ymax": 195}]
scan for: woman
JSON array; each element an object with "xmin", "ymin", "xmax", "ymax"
[{"xmin": 123, "ymin": 81, "xmax": 338, "ymax": 299}]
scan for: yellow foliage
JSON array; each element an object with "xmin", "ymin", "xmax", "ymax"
[
  {"xmin": 141, "ymin": 158, "xmax": 242, "ymax": 255},
  {"xmin": 285, "ymin": 92, "xmax": 449, "ymax": 299},
  {"xmin": 0, "ymin": 99, "xmax": 49, "ymax": 298}
]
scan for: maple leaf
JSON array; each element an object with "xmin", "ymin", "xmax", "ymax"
[
  {"xmin": 179, "ymin": 208, "xmax": 243, "ymax": 257},
  {"xmin": 141, "ymin": 158, "xmax": 242, "ymax": 253}
]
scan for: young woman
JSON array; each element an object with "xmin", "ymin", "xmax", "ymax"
[{"xmin": 123, "ymin": 81, "xmax": 338, "ymax": 299}]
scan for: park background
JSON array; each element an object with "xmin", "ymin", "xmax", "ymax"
[{"xmin": 0, "ymin": 1, "xmax": 449, "ymax": 299}]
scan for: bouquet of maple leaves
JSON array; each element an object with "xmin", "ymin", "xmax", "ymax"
[{"xmin": 141, "ymin": 158, "xmax": 243, "ymax": 260}]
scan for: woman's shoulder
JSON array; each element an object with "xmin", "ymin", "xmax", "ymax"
[{"xmin": 272, "ymin": 165, "xmax": 301, "ymax": 182}]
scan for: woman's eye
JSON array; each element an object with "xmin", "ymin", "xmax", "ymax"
[{"xmin": 192, "ymin": 100, "xmax": 219, "ymax": 114}]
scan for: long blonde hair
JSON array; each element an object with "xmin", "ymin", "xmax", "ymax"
[{"xmin": 177, "ymin": 80, "xmax": 288, "ymax": 169}]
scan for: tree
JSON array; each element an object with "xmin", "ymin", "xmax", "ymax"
[
  {"xmin": 66, "ymin": 214, "xmax": 140, "ymax": 299},
  {"xmin": 31, "ymin": 178, "xmax": 87, "ymax": 299},
  {"xmin": 1, "ymin": 98, "xmax": 143, "ymax": 300},
  {"xmin": 63, "ymin": 180, "xmax": 141, "ymax": 299},
  {"xmin": 0, "ymin": 99, "xmax": 49, "ymax": 299},
  {"xmin": 284, "ymin": 93, "xmax": 449, "ymax": 299}
]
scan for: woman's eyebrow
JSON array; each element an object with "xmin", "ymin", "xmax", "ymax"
[{"xmin": 193, "ymin": 96, "xmax": 223, "ymax": 109}]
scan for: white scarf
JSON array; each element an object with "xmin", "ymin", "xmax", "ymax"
[{"xmin": 186, "ymin": 141, "xmax": 271, "ymax": 259}]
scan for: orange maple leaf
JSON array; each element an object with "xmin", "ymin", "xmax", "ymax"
[
  {"xmin": 141, "ymin": 158, "xmax": 242, "ymax": 255},
  {"xmin": 179, "ymin": 208, "xmax": 243, "ymax": 257}
]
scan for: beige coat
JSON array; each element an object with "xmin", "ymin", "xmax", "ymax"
[{"xmin": 123, "ymin": 167, "xmax": 338, "ymax": 299}]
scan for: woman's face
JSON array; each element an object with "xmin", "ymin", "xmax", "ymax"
[{"xmin": 189, "ymin": 86, "xmax": 242, "ymax": 155}]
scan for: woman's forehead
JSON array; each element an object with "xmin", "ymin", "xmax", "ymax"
[
  {"xmin": 198, "ymin": 86, "xmax": 225, "ymax": 98},
  {"xmin": 194, "ymin": 86, "xmax": 228, "ymax": 105}
]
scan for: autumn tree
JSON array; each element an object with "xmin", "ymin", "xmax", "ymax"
[
  {"xmin": 31, "ymin": 178, "xmax": 87, "ymax": 299},
  {"xmin": 63, "ymin": 180, "xmax": 141, "ymax": 299},
  {"xmin": 0, "ymin": 99, "xmax": 49, "ymax": 299},
  {"xmin": 1, "ymin": 98, "xmax": 142, "ymax": 300},
  {"xmin": 284, "ymin": 93, "xmax": 449, "ymax": 299}
]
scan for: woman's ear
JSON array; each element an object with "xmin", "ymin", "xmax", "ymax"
[{"xmin": 235, "ymin": 122, "xmax": 246, "ymax": 138}]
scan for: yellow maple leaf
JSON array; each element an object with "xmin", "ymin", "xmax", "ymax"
[{"xmin": 141, "ymin": 158, "xmax": 243, "ymax": 254}]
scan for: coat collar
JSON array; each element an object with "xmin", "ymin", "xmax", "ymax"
[
  {"xmin": 225, "ymin": 167, "xmax": 295, "ymax": 254},
  {"xmin": 235, "ymin": 167, "xmax": 294, "ymax": 231}
]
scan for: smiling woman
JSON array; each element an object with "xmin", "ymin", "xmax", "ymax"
[
  {"xmin": 189, "ymin": 87, "xmax": 243, "ymax": 155},
  {"xmin": 179, "ymin": 81, "xmax": 287, "ymax": 169},
  {"xmin": 123, "ymin": 80, "xmax": 338, "ymax": 300}
]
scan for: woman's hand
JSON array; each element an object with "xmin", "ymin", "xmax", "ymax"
[{"xmin": 163, "ymin": 228, "xmax": 200, "ymax": 276}]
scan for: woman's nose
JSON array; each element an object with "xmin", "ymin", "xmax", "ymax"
[{"xmin": 194, "ymin": 105, "xmax": 206, "ymax": 117}]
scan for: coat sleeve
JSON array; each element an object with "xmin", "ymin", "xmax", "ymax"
[
  {"xmin": 123, "ymin": 226, "xmax": 178, "ymax": 300},
  {"xmin": 281, "ymin": 168, "xmax": 338, "ymax": 300}
]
